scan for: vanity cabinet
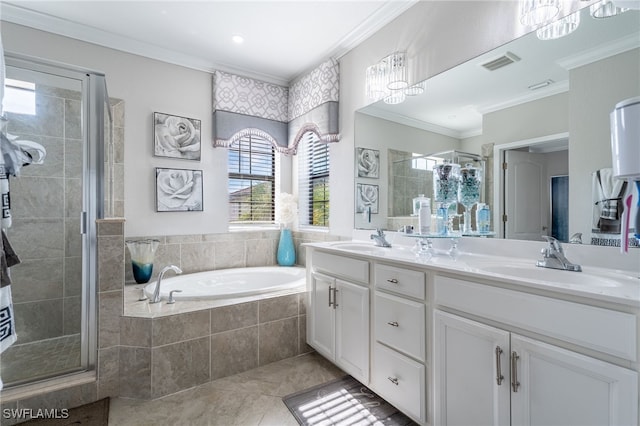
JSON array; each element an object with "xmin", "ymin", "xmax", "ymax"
[
  {"xmin": 434, "ymin": 278, "xmax": 638, "ymax": 426},
  {"xmin": 308, "ymin": 251, "xmax": 370, "ymax": 384}
]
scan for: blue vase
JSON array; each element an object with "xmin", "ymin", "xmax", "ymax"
[{"xmin": 277, "ymin": 228, "xmax": 296, "ymax": 266}]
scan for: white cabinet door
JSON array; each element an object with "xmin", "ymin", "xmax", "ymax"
[
  {"xmin": 434, "ymin": 311, "xmax": 511, "ymax": 426},
  {"xmin": 335, "ymin": 278, "xmax": 370, "ymax": 384},
  {"xmin": 308, "ymin": 272, "xmax": 335, "ymax": 360},
  {"xmin": 511, "ymin": 334, "xmax": 638, "ymax": 426}
]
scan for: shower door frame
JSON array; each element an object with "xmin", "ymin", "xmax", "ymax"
[{"xmin": 4, "ymin": 52, "xmax": 105, "ymax": 382}]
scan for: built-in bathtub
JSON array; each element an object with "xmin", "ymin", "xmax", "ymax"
[{"xmin": 143, "ymin": 266, "xmax": 306, "ymax": 301}]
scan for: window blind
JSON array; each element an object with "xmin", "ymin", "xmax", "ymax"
[
  {"xmin": 297, "ymin": 134, "xmax": 330, "ymax": 227},
  {"xmin": 228, "ymin": 134, "xmax": 275, "ymax": 223}
]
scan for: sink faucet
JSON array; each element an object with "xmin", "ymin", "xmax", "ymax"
[
  {"xmin": 150, "ymin": 265, "xmax": 183, "ymax": 303},
  {"xmin": 536, "ymin": 236, "xmax": 582, "ymax": 272},
  {"xmin": 370, "ymin": 228, "xmax": 392, "ymax": 248}
]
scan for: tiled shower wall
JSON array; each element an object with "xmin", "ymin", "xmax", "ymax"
[{"xmin": 6, "ymin": 84, "xmax": 84, "ymax": 344}]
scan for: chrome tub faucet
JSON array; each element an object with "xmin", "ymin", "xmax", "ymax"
[
  {"xmin": 536, "ymin": 236, "xmax": 582, "ymax": 272},
  {"xmin": 150, "ymin": 265, "xmax": 183, "ymax": 303}
]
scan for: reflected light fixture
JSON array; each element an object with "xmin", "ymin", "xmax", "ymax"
[
  {"xmin": 405, "ymin": 81, "xmax": 426, "ymax": 96},
  {"xmin": 590, "ymin": 0, "xmax": 629, "ymax": 18},
  {"xmin": 536, "ymin": 10, "xmax": 580, "ymax": 40},
  {"xmin": 520, "ymin": 0, "xmax": 560, "ymax": 26},
  {"xmin": 365, "ymin": 51, "xmax": 409, "ymax": 104}
]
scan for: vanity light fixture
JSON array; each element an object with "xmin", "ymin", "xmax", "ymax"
[
  {"xmin": 366, "ymin": 51, "xmax": 409, "ymax": 104},
  {"xmin": 536, "ymin": 10, "xmax": 581, "ymax": 40},
  {"xmin": 520, "ymin": 0, "xmax": 560, "ymax": 26},
  {"xmin": 590, "ymin": 0, "xmax": 629, "ymax": 18}
]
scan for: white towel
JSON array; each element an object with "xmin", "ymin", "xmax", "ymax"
[
  {"xmin": 0, "ymin": 285, "xmax": 16, "ymax": 354},
  {"xmin": 592, "ymin": 168, "xmax": 627, "ymax": 228}
]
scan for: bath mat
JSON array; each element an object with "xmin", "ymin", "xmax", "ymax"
[
  {"xmin": 283, "ymin": 375, "xmax": 417, "ymax": 425},
  {"xmin": 19, "ymin": 397, "xmax": 109, "ymax": 426}
]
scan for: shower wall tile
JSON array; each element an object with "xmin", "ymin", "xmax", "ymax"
[
  {"xmin": 259, "ymin": 294, "xmax": 298, "ymax": 323},
  {"xmin": 10, "ymin": 258, "xmax": 63, "ymax": 303},
  {"xmin": 113, "ymin": 125, "xmax": 125, "ymax": 164},
  {"xmin": 98, "ymin": 235, "xmax": 124, "ymax": 292},
  {"xmin": 64, "ymin": 139, "xmax": 83, "ymax": 179},
  {"xmin": 113, "ymin": 163, "xmax": 124, "ymax": 204},
  {"xmin": 64, "ymin": 178, "xmax": 82, "ymax": 218},
  {"xmin": 97, "ymin": 346, "xmax": 120, "ymax": 400},
  {"xmin": 210, "ymin": 326, "xmax": 259, "ymax": 380},
  {"xmin": 17, "ymin": 135, "xmax": 64, "ymax": 178},
  {"xmin": 63, "ymin": 295, "xmax": 81, "ymax": 335},
  {"xmin": 181, "ymin": 242, "xmax": 215, "ymax": 273},
  {"xmin": 10, "ymin": 177, "xmax": 64, "ymax": 219},
  {"xmin": 112, "ymin": 100, "xmax": 125, "ymax": 128},
  {"xmin": 258, "ymin": 317, "xmax": 298, "ymax": 366},
  {"xmin": 210, "ymin": 301, "xmax": 258, "ymax": 334},
  {"xmin": 13, "ymin": 299, "xmax": 63, "ymax": 343},
  {"xmin": 65, "ymin": 218, "xmax": 83, "ymax": 258},
  {"xmin": 64, "ymin": 99, "xmax": 82, "ymax": 140},
  {"xmin": 9, "ymin": 219, "xmax": 63, "ymax": 260},
  {"xmin": 151, "ymin": 337, "xmax": 210, "ymax": 398},
  {"xmin": 119, "ymin": 346, "xmax": 151, "ymax": 399},
  {"xmin": 64, "ymin": 256, "xmax": 83, "ymax": 297},
  {"xmin": 98, "ymin": 290, "xmax": 122, "ymax": 349},
  {"xmin": 151, "ymin": 310, "xmax": 210, "ymax": 347}
]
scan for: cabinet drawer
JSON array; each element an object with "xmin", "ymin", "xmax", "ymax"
[
  {"xmin": 374, "ymin": 292, "xmax": 425, "ymax": 361},
  {"xmin": 371, "ymin": 342, "xmax": 425, "ymax": 423},
  {"xmin": 375, "ymin": 263, "xmax": 425, "ymax": 300},
  {"xmin": 312, "ymin": 250, "xmax": 369, "ymax": 284},
  {"xmin": 434, "ymin": 275, "xmax": 637, "ymax": 361}
]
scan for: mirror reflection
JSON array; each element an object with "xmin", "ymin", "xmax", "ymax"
[{"xmin": 354, "ymin": 5, "xmax": 639, "ymax": 245}]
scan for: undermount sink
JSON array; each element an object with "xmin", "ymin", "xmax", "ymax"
[
  {"xmin": 472, "ymin": 262, "xmax": 636, "ymax": 287},
  {"xmin": 329, "ymin": 242, "xmax": 389, "ymax": 255}
]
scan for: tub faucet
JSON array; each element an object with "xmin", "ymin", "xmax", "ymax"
[
  {"xmin": 150, "ymin": 265, "xmax": 183, "ymax": 304},
  {"xmin": 536, "ymin": 236, "xmax": 582, "ymax": 272},
  {"xmin": 371, "ymin": 228, "xmax": 392, "ymax": 248}
]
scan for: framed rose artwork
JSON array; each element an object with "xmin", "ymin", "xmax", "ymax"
[
  {"xmin": 154, "ymin": 112, "xmax": 201, "ymax": 161},
  {"xmin": 156, "ymin": 168, "xmax": 203, "ymax": 212},
  {"xmin": 355, "ymin": 183, "xmax": 379, "ymax": 214},
  {"xmin": 356, "ymin": 147, "xmax": 379, "ymax": 178}
]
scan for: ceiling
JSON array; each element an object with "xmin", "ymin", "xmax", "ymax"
[{"xmin": 0, "ymin": 0, "xmax": 417, "ymax": 86}]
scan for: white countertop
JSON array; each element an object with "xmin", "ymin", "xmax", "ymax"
[{"xmin": 304, "ymin": 236, "xmax": 640, "ymax": 308}]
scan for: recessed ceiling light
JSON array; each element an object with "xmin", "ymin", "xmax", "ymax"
[{"xmin": 232, "ymin": 35, "xmax": 244, "ymax": 44}]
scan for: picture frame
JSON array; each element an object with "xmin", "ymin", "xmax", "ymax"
[
  {"xmin": 356, "ymin": 147, "xmax": 380, "ymax": 178},
  {"xmin": 153, "ymin": 112, "xmax": 201, "ymax": 161},
  {"xmin": 156, "ymin": 168, "xmax": 203, "ymax": 212},
  {"xmin": 355, "ymin": 183, "xmax": 379, "ymax": 214}
]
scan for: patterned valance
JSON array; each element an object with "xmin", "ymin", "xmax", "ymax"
[{"xmin": 212, "ymin": 59, "xmax": 340, "ymax": 155}]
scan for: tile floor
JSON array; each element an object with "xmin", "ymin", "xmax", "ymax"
[{"xmin": 108, "ymin": 352, "xmax": 344, "ymax": 426}]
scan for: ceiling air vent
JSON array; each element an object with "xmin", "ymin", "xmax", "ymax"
[{"xmin": 481, "ymin": 52, "xmax": 521, "ymax": 71}]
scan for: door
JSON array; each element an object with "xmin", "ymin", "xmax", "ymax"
[
  {"xmin": 504, "ymin": 150, "xmax": 549, "ymax": 240},
  {"xmin": 511, "ymin": 334, "xmax": 638, "ymax": 426},
  {"xmin": 434, "ymin": 311, "xmax": 511, "ymax": 426},
  {"xmin": 308, "ymin": 272, "xmax": 335, "ymax": 359},
  {"xmin": 335, "ymin": 279, "xmax": 369, "ymax": 383}
]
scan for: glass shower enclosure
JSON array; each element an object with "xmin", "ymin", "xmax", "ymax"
[{"xmin": 0, "ymin": 54, "xmax": 105, "ymax": 387}]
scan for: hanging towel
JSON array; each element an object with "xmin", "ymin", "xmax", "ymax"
[
  {"xmin": 0, "ymin": 152, "xmax": 10, "ymax": 230},
  {"xmin": 593, "ymin": 168, "xmax": 627, "ymax": 225},
  {"xmin": 0, "ymin": 230, "xmax": 20, "ymax": 373}
]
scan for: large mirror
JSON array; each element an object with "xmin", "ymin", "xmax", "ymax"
[{"xmin": 354, "ymin": 5, "xmax": 639, "ymax": 245}]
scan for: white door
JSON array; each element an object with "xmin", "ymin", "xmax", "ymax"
[
  {"xmin": 504, "ymin": 150, "xmax": 549, "ymax": 240},
  {"xmin": 511, "ymin": 334, "xmax": 638, "ymax": 426},
  {"xmin": 335, "ymin": 279, "xmax": 370, "ymax": 384},
  {"xmin": 434, "ymin": 311, "xmax": 511, "ymax": 426},
  {"xmin": 308, "ymin": 273, "xmax": 335, "ymax": 360}
]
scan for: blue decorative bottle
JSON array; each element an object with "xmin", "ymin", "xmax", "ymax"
[{"xmin": 277, "ymin": 228, "xmax": 296, "ymax": 266}]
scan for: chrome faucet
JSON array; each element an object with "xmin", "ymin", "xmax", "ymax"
[
  {"xmin": 150, "ymin": 265, "xmax": 183, "ymax": 303},
  {"xmin": 370, "ymin": 228, "xmax": 392, "ymax": 248},
  {"xmin": 536, "ymin": 236, "xmax": 582, "ymax": 272}
]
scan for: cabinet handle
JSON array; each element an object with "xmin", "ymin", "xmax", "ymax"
[
  {"xmin": 333, "ymin": 287, "xmax": 339, "ymax": 309},
  {"xmin": 387, "ymin": 278, "xmax": 399, "ymax": 284},
  {"xmin": 495, "ymin": 346, "xmax": 504, "ymax": 386},
  {"xmin": 328, "ymin": 285, "xmax": 333, "ymax": 308},
  {"xmin": 387, "ymin": 376, "xmax": 399, "ymax": 385},
  {"xmin": 511, "ymin": 351, "xmax": 520, "ymax": 392},
  {"xmin": 387, "ymin": 321, "xmax": 399, "ymax": 327}
]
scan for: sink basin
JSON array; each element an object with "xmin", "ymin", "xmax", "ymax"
[
  {"xmin": 472, "ymin": 262, "xmax": 636, "ymax": 287},
  {"xmin": 329, "ymin": 242, "xmax": 389, "ymax": 255}
]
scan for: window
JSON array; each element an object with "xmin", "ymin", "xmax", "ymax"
[
  {"xmin": 298, "ymin": 135, "xmax": 329, "ymax": 227},
  {"xmin": 3, "ymin": 79, "xmax": 36, "ymax": 115},
  {"xmin": 228, "ymin": 134, "xmax": 275, "ymax": 223}
]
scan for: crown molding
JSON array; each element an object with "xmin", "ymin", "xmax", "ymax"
[
  {"xmin": 557, "ymin": 33, "xmax": 640, "ymax": 71},
  {"xmin": 477, "ymin": 80, "xmax": 570, "ymax": 115},
  {"xmin": 360, "ymin": 106, "xmax": 466, "ymax": 139}
]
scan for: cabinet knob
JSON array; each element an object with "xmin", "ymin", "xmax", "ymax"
[
  {"xmin": 387, "ymin": 278, "xmax": 399, "ymax": 284},
  {"xmin": 387, "ymin": 321, "xmax": 399, "ymax": 327},
  {"xmin": 387, "ymin": 376, "xmax": 399, "ymax": 385}
]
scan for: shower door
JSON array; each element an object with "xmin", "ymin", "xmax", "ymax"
[{"xmin": 0, "ymin": 57, "xmax": 102, "ymax": 387}]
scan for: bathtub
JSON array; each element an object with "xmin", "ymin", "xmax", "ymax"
[{"xmin": 143, "ymin": 266, "xmax": 306, "ymax": 301}]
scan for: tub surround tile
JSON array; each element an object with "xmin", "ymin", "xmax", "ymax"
[
  {"xmin": 120, "ymin": 317, "xmax": 151, "ymax": 347},
  {"xmin": 259, "ymin": 294, "xmax": 298, "ymax": 323},
  {"xmin": 165, "ymin": 234, "xmax": 203, "ymax": 244},
  {"xmin": 119, "ymin": 347, "xmax": 151, "ymax": 399},
  {"xmin": 96, "ymin": 219, "xmax": 124, "ymax": 236},
  {"xmin": 214, "ymin": 240, "xmax": 246, "ymax": 269},
  {"xmin": 245, "ymin": 238, "xmax": 275, "ymax": 267},
  {"xmin": 258, "ymin": 317, "xmax": 298, "ymax": 366},
  {"xmin": 211, "ymin": 327, "xmax": 259, "ymax": 380},
  {"xmin": 210, "ymin": 301, "xmax": 258, "ymax": 334},
  {"xmin": 97, "ymin": 346, "xmax": 120, "ymax": 399},
  {"xmin": 151, "ymin": 337, "xmax": 211, "ymax": 398},
  {"xmin": 98, "ymin": 235, "xmax": 124, "ymax": 292},
  {"xmin": 180, "ymin": 242, "xmax": 215, "ymax": 273},
  {"xmin": 98, "ymin": 290, "xmax": 122, "ymax": 349},
  {"xmin": 151, "ymin": 310, "xmax": 210, "ymax": 346}
]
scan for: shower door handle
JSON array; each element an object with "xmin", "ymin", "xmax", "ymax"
[{"xmin": 80, "ymin": 211, "xmax": 87, "ymax": 235}]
